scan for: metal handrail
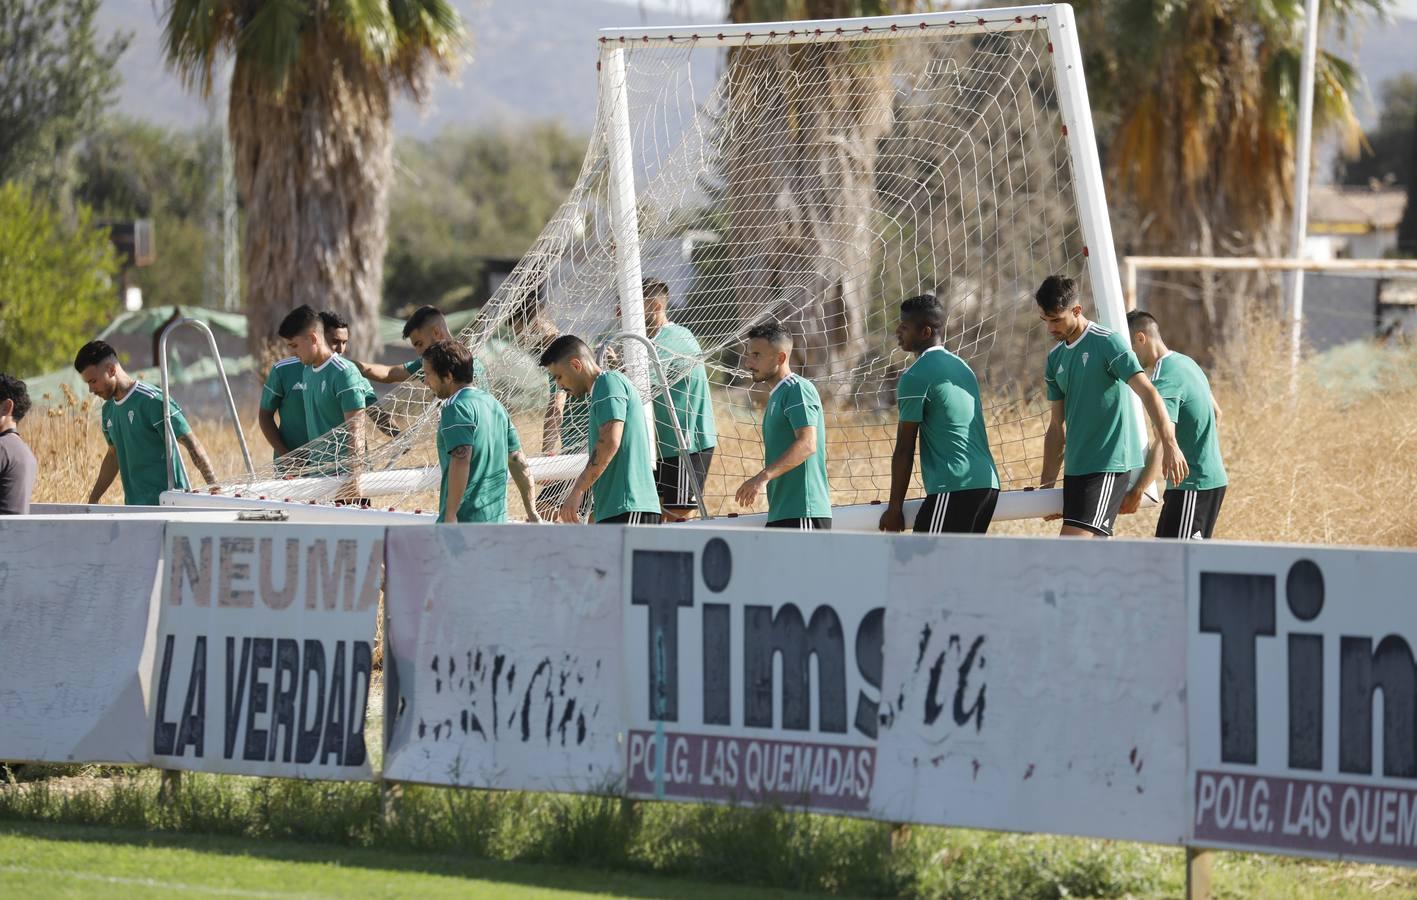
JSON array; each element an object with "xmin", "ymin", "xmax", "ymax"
[
  {"xmin": 597, "ymin": 332, "xmax": 711, "ymax": 522},
  {"xmin": 158, "ymin": 317, "xmax": 255, "ymax": 491}
]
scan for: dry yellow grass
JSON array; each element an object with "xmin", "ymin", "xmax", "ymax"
[
  {"xmin": 26, "ymin": 382, "xmax": 264, "ymax": 506},
  {"xmin": 23, "ymin": 317, "xmax": 1417, "ymax": 548}
]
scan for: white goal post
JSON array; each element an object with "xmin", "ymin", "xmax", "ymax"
[{"xmin": 193, "ymin": 4, "xmax": 1153, "ymax": 527}]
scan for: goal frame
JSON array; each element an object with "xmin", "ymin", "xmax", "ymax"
[
  {"xmin": 174, "ymin": 5, "xmax": 1150, "ymax": 525},
  {"xmin": 596, "ymin": 4, "xmax": 1145, "ymax": 525}
]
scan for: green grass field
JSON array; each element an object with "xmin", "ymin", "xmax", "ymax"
[
  {"xmin": 0, "ymin": 821, "xmax": 807, "ymax": 899},
  {"xmin": 4, "ymin": 771, "xmax": 1417, "ymax": 898}
]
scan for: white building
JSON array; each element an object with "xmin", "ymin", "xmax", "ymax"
[{"xmin": 1305, "ymin": 184, "xmax": 1407, "ymax": 260}]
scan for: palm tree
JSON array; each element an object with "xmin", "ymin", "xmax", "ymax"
[
  {"xmin": 723, "ymin": 0, "xmax": 912, "ymax": 397},
  {"xmin": 161, "ymin": 0, "xmax": 463, "ymax": 360},
  {"xmin": 1075, "ymin": 0, "xmax": 1377, "ymax": 355}
]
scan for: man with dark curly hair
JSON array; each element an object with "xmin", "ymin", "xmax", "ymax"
[{"xmin": 0, "ymin": 373, "xmax": 36, "ymax": 514}]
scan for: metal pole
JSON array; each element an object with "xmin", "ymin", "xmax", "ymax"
[
  {"xmin": 598, "ymin": 332, "xmax": 711, "ymax": 522},
  {"xmin": 1286, "ymin": 0, "xmax": 1322, "ymax": 383},
  {"xmin": 602, "ymin": 46, "xmax": 658, "ymax": 460},
  {"xmin": 159, "ymin": 317, "xmax": 256, "ymax": 491}
]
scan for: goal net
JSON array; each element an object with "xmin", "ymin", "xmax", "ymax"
[{"xmin": 210, "ymin": 5, "xmax": 1136, "ymax": 525}]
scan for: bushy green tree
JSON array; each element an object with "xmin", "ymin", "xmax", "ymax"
[
  {"xmin": 1336, "ymin": 74, "xmax": 1417, "ymax": 189},
  {"xmin": 74, "ymin": 119, "xmax": 211, "ymax": 309},
  {"xmin": 0, "ymin": 181, "xmax": 120, "ymax": 375},
  {"xmin": 0, "ymin": 0, "xmax": 129, "ymax": 201},
  {"xmin": 383, "ymin": 124, "xmax": 585, "ymax": 314}
]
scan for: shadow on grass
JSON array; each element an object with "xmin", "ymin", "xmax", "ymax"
[
  {"xmin": 0, "ymin": 770, "xmax": 1165, "ymax": 899},
  {"xmin": 0, "ymin": 819, "xmax": 813, "ymax": 900}
]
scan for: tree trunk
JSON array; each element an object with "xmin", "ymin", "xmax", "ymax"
[
  {"xmin": 723, "ymin": 39, "xmax": 892, "ymax": 399},
  {"xmin": 230, "ymin": 33, "xmax": 392, "ymax": 362}
]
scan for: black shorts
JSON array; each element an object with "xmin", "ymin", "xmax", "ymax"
[
  {"xmin": 655, "ymin": 448, "xmax": 714, "ymax": 508},
  {"xmin": 913, "ymin": 488, "xmax": 999, "ymax": 534},
  {"xmin": 765, "ymin": 517, "xmax": 832, "ymax": 531},
  {"xmin": 1156, "ymin": 486, "xmax": 1227, "ymax": 540},
  {"xmin": 597, "ymin": 511, "xmax": 662, "ymax": 525},
  {"xmin": 1062, "ymin": 472, "xmax": 1129, "ymax": 537}
]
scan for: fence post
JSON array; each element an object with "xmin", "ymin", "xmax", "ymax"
[
  {"xmin": 381, "ymin": 780, "xmax": 403, "ymax": 830},
  {"xmin": 1185, "ymin": 847, "xmax": 1212, "ymax": 900},
  {"xmin": 890, "ymin": 822, "xmax": 912, "ymax": 851},
  {"xmin": 157, "ymin": 769, "xmax": 182, "ymax": 806}
]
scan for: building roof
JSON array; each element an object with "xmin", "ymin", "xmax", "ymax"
[{"xmin": 1308, "ymin": 185, "xmax": 1407, "ymax": 234}]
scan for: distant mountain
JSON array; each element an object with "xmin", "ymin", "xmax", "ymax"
[{"xmin": 96, "ymin": 0, "xmax": 717, "ymax": 138}]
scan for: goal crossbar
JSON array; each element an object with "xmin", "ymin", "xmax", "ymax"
[{"xmin": 598, "ymin": 6, "xmax": 1056, "ymax": 46}]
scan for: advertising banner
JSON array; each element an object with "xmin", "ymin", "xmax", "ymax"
[
  {"xmin": 1188, "ymin": 543, "xmax": 1417, "ymax": 864},
  {"xmin": 872, "ymin": 538, "xmax": 1189, "ymax": 843},
  {"xmin": 383, "ymin": 526, "xmax": 626, "ymax": 793},
  {"xmin": 622, "ymin": 529, "xmax": 887, "ymax": 813},
  {"xmin": 148, "ymin": 522, "xmax": 382, "ymax": 780},
  {"xmin": 0, "ymin": 519, "xmax": 165, "ymax": 764}
]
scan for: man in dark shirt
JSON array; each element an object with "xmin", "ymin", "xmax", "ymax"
[{"xmin": 0, "ymin": 374, "xmax": 37, "ymax": 515}]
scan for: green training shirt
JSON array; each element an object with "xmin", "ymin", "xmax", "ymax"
[
  {"xmin": 762, "ymin": 374, "xmax": 832, "ymax": 521},
  {"xmin": 652, "ymin": 322, "xmax": 717, "ymax": 457},
  {"xmin": 101, "ymin": 380, "xmax": 191, "ymax": 505},
  {"xmin": 437, "ymin": 386, "xmax": 522, "ymax": 523},
  {"xmin": 259, "ymin": 357, "xmax": 308, "ymax": 460},
  {"xmin": 897, "ymin": 346, "xmax": 999, "ymax": 494},
  {"xmin": 1149, "ymin": 351, "xmax": 1227, "ymax": 491},
  {"xmin": 1044, "ymin": 323, "xmax": 1144, "ymax": 476},
  {"xmin": 586, "ymin": 370, "xmax": 660, "ymax": 522},
  {"xmin": 301, "ymin": 355, "xmax": 368, "ymax": 466}
]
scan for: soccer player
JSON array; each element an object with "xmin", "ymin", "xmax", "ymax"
[
  {"xmin": 1121, "ymin": 310, "xmax": 1228, "ymax": 539},
  {"xmin": 644, "ymin": 278, "xmax": 717, "ymax": 519},
  {"xmin": 878, "ymin": 295, "xmax": 1000, "ymax": 534},
  {"xmin": 74, "ymin": 340, "xmax": 219, "ymax": 506},
  {"xmin": 540, "ymin": 335, "xmax": 660, "ymax": 525},
  {"xmin": 516, "ymin": 312, "xmax": 591, "ymax": 520},
  {"xmin": 353, "ymin": 304, "xmax": 484, "ymax": 386},
  {"xmin": 1035, "ymin": 276, "xmax": 1186, "ymax": 537},
  {"xmin": 320, "ymin": 310, "xmax": 399, "ymax": 437},
  {"xmin": 734, "ymin": 323, "xmax": 832, "ymax": 529},
  {"xmin": 0, "ymin": 374, "xmax": 37, "ymax": 515},
  {"xmin": 422, "ymin": 340, "xmax": 539, "ymax": 524},
  {"xmin": 258, "ymin": 354, "xmax": 307, "ymax": 462},
  {"xmin": 276, "ymin": 306, "xmax": 366, "ymax": 493}
]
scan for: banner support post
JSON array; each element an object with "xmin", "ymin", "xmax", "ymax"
[{"xmin": 1185, "ymin": 847, "xmax": 1213, "ymax": 900}]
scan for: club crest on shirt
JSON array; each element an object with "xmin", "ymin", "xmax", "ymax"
[
  {"xmin": 128, "ymin": 410, "xmax": 135, "ymax": 424},
  {"xmin": 1082, "ymin": 351, "xmax": 1090, "ymax": 367}
]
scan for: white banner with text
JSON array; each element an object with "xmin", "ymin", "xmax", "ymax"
[
  {"xmin": 1188, "ymin": 543, "xmax": 1417, "ymax": 865},
  {"xmin": 621, "ymin": 530, "xmax": 885, "ymax": 814},
  {"xmin": 872, "ymin": 538, "xmax": 1189, "ymax": 844},
  {"xmin": 148, "ymin": 522, "xmax": 382, "ymax": 780},
  {"xmin": 382, "ymin": 526, "xmax": 626, "ymax": 792}
]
